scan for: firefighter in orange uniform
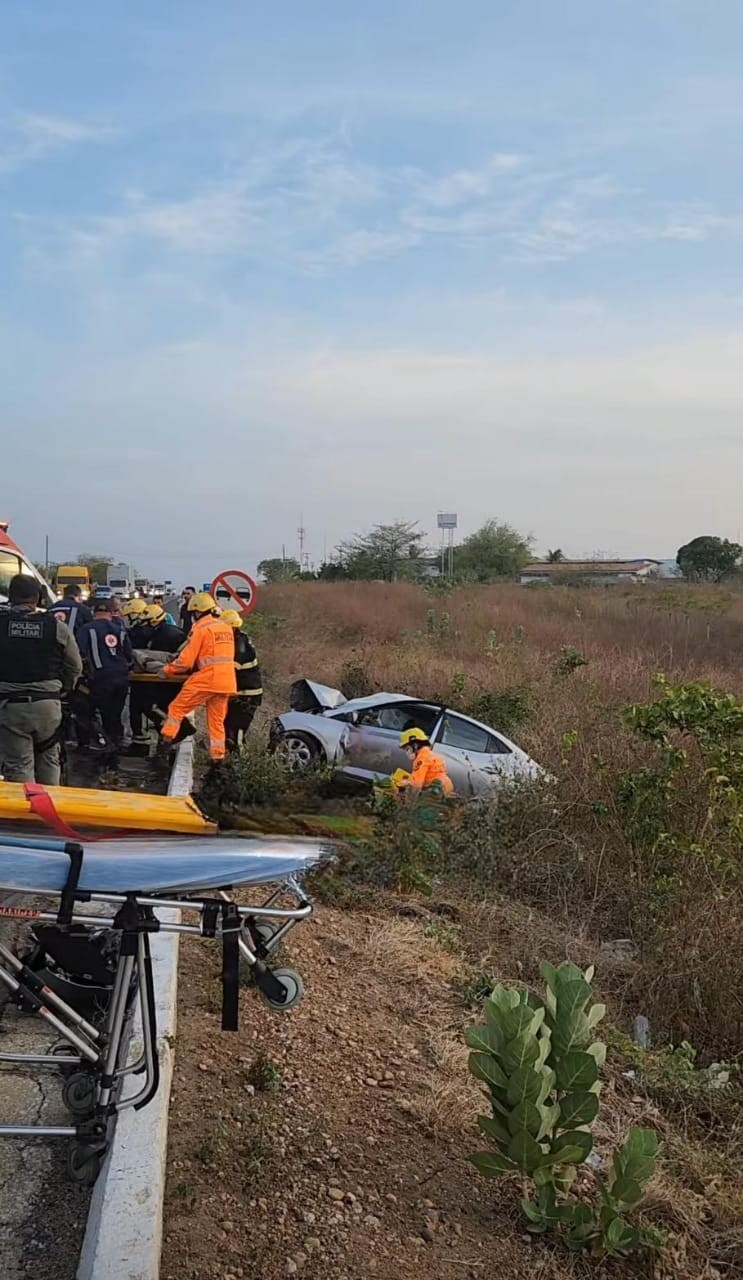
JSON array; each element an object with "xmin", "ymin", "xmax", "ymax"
[
  {"xmin": 396, "ymin": 727, "xmax": 455, "ymax": 797},
  {"xmin": 159, "ymin": 592, "xmax": 236, "ymax": 761}
]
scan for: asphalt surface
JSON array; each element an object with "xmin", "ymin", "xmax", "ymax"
[{"xmin": 0, "ymin": 747, "xmax": 171, "ymax": 1279}]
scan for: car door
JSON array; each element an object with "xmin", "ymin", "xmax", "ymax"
[
  {"xmin": 431, "ymin": 712, "xmax": 524, "ymax": 795},
  {"xmin": 339, "ymin": 702, "xmax": 442, "ymax": 782}
]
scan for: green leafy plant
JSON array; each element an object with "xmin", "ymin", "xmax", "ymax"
[
  {"xmin": 467, "ymin": 961, "xmax": 662, "ymax": 1259},
  {"xmin": 554, "ymin": 646, "xmax": 589, "ymax": 676}
]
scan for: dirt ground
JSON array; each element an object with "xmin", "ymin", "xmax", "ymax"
[{"xmin": 162, "ymin": 889, "xmax": 736, "ymax": 1280}]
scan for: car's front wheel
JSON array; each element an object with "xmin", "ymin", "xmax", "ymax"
[{"xmin": 272, "ymin": 730, "xmax": 323, "ymax": 773}]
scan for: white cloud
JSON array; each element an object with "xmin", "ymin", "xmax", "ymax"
[{"xmin": 0, "ymin": 112, "xmax": 116, "ymax": 172}]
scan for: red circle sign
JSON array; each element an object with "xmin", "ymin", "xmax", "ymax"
[{"xmin": 210, "ymin": 569, "xmax": 258, "ymax": 617}]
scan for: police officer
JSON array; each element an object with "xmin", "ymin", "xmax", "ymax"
[
  {"xmin": 49, "ymin": 584, "xmax": 93, "ymax": 638},
  {"xmin": 77, "ymin": 599, "xmax": 133, "ymax": 757},
  {"xmin": 221, "ymin": 609, "xmax": 263, "ymax": 751},
  {"xmin": 0, "ymin": 574, "xmax": 82, "ymax": 783}
]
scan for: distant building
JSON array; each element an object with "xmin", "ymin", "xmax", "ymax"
[{"xmin": 520, "ymin": 559, "xmax": 660, "ymax": 586}]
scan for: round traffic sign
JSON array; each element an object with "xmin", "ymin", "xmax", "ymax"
[{"xmin": 210, "ymin": 569, "xmax": 258, "ymax": 617}]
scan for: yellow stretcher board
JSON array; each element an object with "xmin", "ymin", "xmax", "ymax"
[
  {"xmin": 129, "ymin": 673, "xmax": 185, "ymax": 683},
  {"xmin": 0, "ymin": 782, "xmax": 216, "ymax": 835}
]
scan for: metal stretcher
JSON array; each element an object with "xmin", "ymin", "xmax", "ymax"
[{"xmin": 0, "ymin": 833, "xmax": 327, "ymax": 1183}]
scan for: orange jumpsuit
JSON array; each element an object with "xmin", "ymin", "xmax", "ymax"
[
  {"xmin": 402, "ymin": 745, "xmax": 454, "ymax": 797},
  {"xmin": 161, "ymin": 615, "xmax": 237, "ymax": 760}
]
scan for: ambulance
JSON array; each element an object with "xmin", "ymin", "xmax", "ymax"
[{"xmin": 0, "ymin": 521, "xmax": 53, "ymax": 606}]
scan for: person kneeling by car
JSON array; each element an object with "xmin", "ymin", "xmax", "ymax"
[{"xmin": 395, "ymin": 727, "xmax": 454, "ymax": 798}]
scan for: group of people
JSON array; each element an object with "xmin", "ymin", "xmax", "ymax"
[{"xmin": 0, "ymin": 576, "xmax": 262, "ymax": 786}]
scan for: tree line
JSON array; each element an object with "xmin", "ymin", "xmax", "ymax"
[{"xmin": 259, "ymin": 523, "xmax": 743, "ymax": 586}]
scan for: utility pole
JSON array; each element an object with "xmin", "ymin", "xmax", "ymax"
[{"xmin": 45, "ymin": 535, "xmax": 49, "ymax": 574}]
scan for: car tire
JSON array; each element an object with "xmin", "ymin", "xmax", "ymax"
[{"xmin": 272, "ymin": 731, "xmax": 323, "ymax": 773}]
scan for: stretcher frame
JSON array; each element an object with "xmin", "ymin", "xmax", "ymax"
[{"xmin": 0, "ymin": 837, "xmax": 315, "ymax": 1182}]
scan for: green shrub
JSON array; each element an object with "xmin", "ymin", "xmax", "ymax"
[{"xmin": 468, "ymin": 961, "xmax": 663, "ymax": 1259}]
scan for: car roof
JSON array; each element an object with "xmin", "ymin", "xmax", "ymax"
[{"xmin": 329, "ymin": 692, "xmax": 436, "ymax": 715}]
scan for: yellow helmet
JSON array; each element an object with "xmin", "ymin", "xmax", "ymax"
[
  {"xmin": 220, "ymin": 609, "xmax": 242, "ymax": 629},
  {"xmin": 187, "ymin": 591, "xmax": 217, "ymax": 614},
  {"xmin": 144, "ymin": 604, "xmax": 166, "ymax": 625},
  {"xmin": 122, "ymin": 598, "xmax": 147, "ymax": 617},
  {"xmin": 400, "ymin": 727, "xmax": 429, "ymax": 748}
]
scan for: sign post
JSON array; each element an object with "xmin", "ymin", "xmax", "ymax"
[{"xmin": 210, "ymin": 569, "xmax": 258, "ymax": 617}]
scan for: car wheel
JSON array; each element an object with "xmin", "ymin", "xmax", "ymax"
[{"xmin": 273, "ymin": 731, "xmax": 323, "ymax": 772}]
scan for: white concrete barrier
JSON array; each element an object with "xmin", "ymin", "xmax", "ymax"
[{"xmin": 77, "ymin": 737, "xmax": 194, "ymax": 1280}]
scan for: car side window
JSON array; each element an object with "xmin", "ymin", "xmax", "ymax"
[
  {"xmin": 357, "ymin": 704, "xmax": 440, "ymax": 736},
  {"xmin": 438, "ymin": 714, "xmax": 512, "ymax": 755}
]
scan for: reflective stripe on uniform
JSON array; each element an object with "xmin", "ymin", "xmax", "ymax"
[
  {"xmin": 69, "ymin": 606, "xmax": 78, "ymax": 633},
  {"xmin": 89, "ymin": 631, "xmax": 102, "ymax": 670},
  {"xmin": 236, "ymin": 658, "xmax": 258, "ymax": 670},
  {"xmin": 197, "ymin": 655, "xmax": 234, "ymax": 668},
  {"xmin": 234, "ymin": 688, "xmax": 263, "ymax": 698}
]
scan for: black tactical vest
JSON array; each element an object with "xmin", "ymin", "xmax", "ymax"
[{"xmin": 0, "ymin": 610, "xmax": 64, "ymax": 683}]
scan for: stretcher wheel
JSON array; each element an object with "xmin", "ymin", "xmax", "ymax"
[
  {"xmin": 259, "ymin": 967, "xmax": 304, "ymax": 1011},
  {"xmin": 62, "ymin": 1072, "xmax": 98, "ymax": 1117},
  {"xmin": 67, "ymin": 1143, "xmax": 104, "ymax": 1186}
]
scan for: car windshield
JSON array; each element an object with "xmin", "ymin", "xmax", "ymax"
[{"xmin": 0, "ymin": 549, "xmax": 48, "ymax": 602}]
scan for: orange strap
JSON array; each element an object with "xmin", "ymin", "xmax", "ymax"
[{"xmin": 23, "ymin": 784, "xmax": 127, "ymax": 842}]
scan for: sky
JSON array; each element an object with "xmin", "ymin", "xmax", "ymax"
[{"xmin": 1, "ymin": 0, "xmax": 742, "ymax": 583}]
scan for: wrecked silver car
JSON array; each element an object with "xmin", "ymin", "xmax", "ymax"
[{"xmin": 270, "ymin": 680, "xmax": 545, "ymax": 797}]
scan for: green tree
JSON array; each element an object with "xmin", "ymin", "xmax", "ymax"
[
  {"xmin": 456, "ymin": 520, "xmax": 533, "ymax": 581},
  {"xmin": 257, "ymin": 557, "xmax": 300, "ymax": 584},
  {"xmin": 338, "ymin": 520, "xmax": 426, "ymax": 581},
  {"xmin": 77, "ymin": 552, "xmax": 115, "ymax": 586},
  {"xmin": 676, "ymin": 536, "xmax": 742, "ymax": 583},
  {"xmin": 547, "ymin": 548, "xmax": 564, "ymax": 563}
]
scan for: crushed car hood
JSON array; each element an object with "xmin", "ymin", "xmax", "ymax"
[{"xmin": 290, "ymin": 679, "xmax": 348, "ymax": 714}]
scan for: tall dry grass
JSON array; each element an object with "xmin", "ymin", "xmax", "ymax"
[{"xmin": 254, "ymin": 581, "xmax": 743, "ymax": 1054}]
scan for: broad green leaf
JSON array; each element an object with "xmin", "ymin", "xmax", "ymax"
[
  {"xmin": 539, "ymin": 1144, "xmax": 584, "ymax": 1167},
  {"xmin": 468, "ymin": 1051, "xmax": 508, "ymax": 1092},
  {"xmin": 468, "ymin": 1150, "xmax": 516, "ymax": 1177},
  {"xmin": 537, "ymin": 1102, "xmax": 561, "ymax": 1142},
  {"xmin": 584, "ymin": 965, "xmax": 595, "ymax": 984},
  {"xmin": 554, "ymin": 978, "xmax": 592, "ymax": 1021},
  {"xmin": 553, "ymin": 961, "xmax": 585, "ymax": 988},
  {"xmin": 489, "ymin": 985, "xmax": 520, "ymax": 1013},
  {"xmin": 551, "ymin": 1129, "xmax": 593, "ymax": 1163},
  {"xmin": 536, "ymin": 1028, "xmax": 552, "ymax": 1069},
  {"xmin": 558, "ymin": 1202, "xmax": 594, "ymax": 1227},
  {"xmin": 554, "ymin": 1166, "xmax": 578, "ymax": 1195},
  {"xmin": 539, "ymin": 961, "xmax": 559, "ymax": 994},
  {"xmin": 477, "ymin": 1112, "xmax": 511, "ymax": 1148},
  {"xmin": 586, "ymin": 1003, "xmax": 606, "ymax": 1030},
  {"xmin": 507, "ymin": 1100, "xmax": 543, "ymax": 1138},
  {"xmin": 552, "ymin": 1011, "xmax": 592, "ymax": 1056},
  {"xmin": 466, "ymin": 1024, "xmax": 503, "ymax": 1056},
  {"xmin": 506, "ymin": 1065, "xmax": 545, "ymax": 1107},
  {"xmin": 502, "ymin": 1034, "xmax": 541, "ymax": 1074},
  {"xmin": 502, "ymin": 1003, "xmax": 544, "ymax": 1043},
  {"xmin": 586, "ymin": 1040, "xmax": 608, "ymax": 1070},
  {"xmin": 558, "ymin": 1090, "xmax": 600, "ymax": 1129},
  {"xmin": 508, "ymin": 1130, "xmax": 544, "ymax": 1174},
  {"xmin": 555, "ymin": 1050, "xmax": 599, "ymax": 1092},
  {"xmin": 482, "ymin": 1001, "xmax": 507, "ymax": 1042},
  {"xmin": 521, "ymin": 1200, "xmax": 547, "ymax": 1229},
  {"xmin": 604, "ymin": 1217, "xmax": 640, "ymax": 1255},
  {"xmin": 608, "ymin": 1177, "xmax": 643, "ymax": 1208}
]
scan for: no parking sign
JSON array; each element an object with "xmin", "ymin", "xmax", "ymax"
[{"xmin": 210, "ymin": 569, "xmax": 258, "ymax": 617}]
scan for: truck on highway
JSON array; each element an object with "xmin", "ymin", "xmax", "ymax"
[
  {"xmin": 134, "ymin": 577, "xmax": 151, "ymax": 598},
  {"xmin": 107, "ymin": 562, "xmax": 134, "ymax": 598},
  {"xmin": 55, "ymin": 563, "xmax": 91, "ymax": 600}
]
